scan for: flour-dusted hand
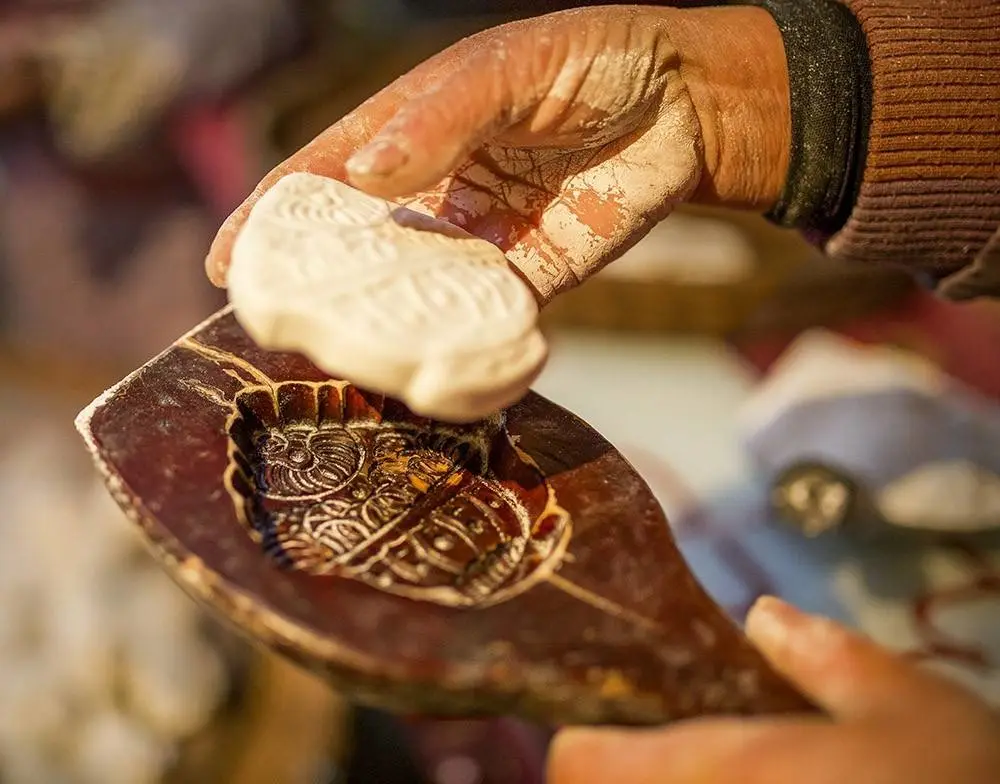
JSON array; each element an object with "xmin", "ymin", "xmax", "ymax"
[
  {"xmin": 549, "ymin": 597, "xmax": 1000, "ymax": 784},
  {"xmin": 205, "ymin": 6, "xmax": 789, "ymax": 304}
]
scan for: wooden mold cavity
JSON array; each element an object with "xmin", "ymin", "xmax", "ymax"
[{"xmin": 222, "ymin": 380, "xmax": 571, "ymax": 608}]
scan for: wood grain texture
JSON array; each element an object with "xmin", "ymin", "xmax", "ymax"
[{"xmin": 76, "ymin": 307, "xmax": 815, "ymax": 726}]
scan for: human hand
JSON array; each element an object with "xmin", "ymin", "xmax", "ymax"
[
  {"xmin": 549, "ymin": 596, "xmax": 1000, "ymax": 783},
  {"xmin": 205, "ymin": 6, "xmax": 789, "ymax": 303}
]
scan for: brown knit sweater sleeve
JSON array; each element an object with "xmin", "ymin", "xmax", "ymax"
[{"xmin": 828, "ymin": 0, "xmax": 1000, "ymax": 299}]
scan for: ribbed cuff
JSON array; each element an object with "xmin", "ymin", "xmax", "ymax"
[
  {"xmin": 827, "ymin": 0, "xmax": 1000, "ymax": 298},
  {"xmin": 735, "ymin": 0, "xmax": 871, "ymax": 235}
]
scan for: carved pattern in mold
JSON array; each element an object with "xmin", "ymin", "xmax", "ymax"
[{"xmin": 181, "ymin": 338, "xmax": 571, "ymax": 609}]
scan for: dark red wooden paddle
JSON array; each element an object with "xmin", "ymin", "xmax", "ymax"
[{"xmin": 76, "ymin": 307, "xmax": 814, "ymax": 726}]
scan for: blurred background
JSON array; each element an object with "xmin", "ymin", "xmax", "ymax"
[{"xmin": 1, "ymin": 1, "xmax": 999, "ymax": 782}]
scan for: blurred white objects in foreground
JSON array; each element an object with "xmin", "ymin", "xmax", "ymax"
[{"xmin": 0, "ymin": 424, "xmax": 230, "ymax": 784}]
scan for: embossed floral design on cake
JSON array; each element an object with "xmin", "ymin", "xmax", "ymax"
[{"xmin": 224, "ymin": 381, "xmax": 570, "ymax": 608}]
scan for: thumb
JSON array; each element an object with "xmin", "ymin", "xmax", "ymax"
[{"xmin": 745, "ymin": 596, "xmax": 984, "ymax": 722}]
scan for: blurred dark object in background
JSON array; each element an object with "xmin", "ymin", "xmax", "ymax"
[
  {"xmin": 342, "ymin": 708, "xmax": 429, "ymax": 784},
  {"xmin": 0, "ymin": 0, "xmax": 306, "ymax": 372},
  {"xmin": 729, "ymin": 257, "xmax": 921, "ymax": 340},
  {"xmin": 341, "ymin": 710, "xmax": 553, "ymax": 784},
  {"xmin": 402, "ymin": 716, "xmax": 552, "ymax": 784},
  {"xmin": 0, "ymin": 117, "xmax": 225, "ymax": 370}
]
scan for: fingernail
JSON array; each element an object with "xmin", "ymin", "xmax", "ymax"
[
  {"xmin": 747, "ymin": 596, "xmax": 849, "ymax": 663},
  {"xmin": 346, "ymin": 137, "xmax": 409, "ymax": 178},
  {"xmin": 745, "ymin": 595, "xmax": 802, "ymax": 650}
]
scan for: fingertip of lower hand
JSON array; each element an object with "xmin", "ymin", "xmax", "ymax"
[
  {"xmin": 745, "ymin": 595, "xmax": 800, "ymax": 652},
  {"xmin": 744, "ymin": 596, "xmax": 860, "ymax": 709},
  {"xmin": 746, "ymin": 596, "xmax": 853, "ymax": 662},
  {"xmin": 744, "ymin": 596, "xmax": 983, "ymax": 722}
]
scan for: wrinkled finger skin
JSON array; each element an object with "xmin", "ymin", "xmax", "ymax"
[
  {"xmin": 549, "ymin": 598, "xmax": 1000, "ymax": 784},
  {"xmin": 205, "ymin": 6, "xmax": 789, "ymax": 303}
]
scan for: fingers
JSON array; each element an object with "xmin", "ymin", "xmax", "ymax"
[
  {"xmin": 548, "ymin": 718, "xmax": 840, "ymax": 784},
  {"xmin": 548, "ymin": 598, "xmax": 1000, "ymax": 784},
  {"xmin": 344, "ymin": 26, "xmax": 549, "ymax": 199},
  {"xmin": 204, "ymin": 13, "xmax": 592, "ymax": 287},
  {"xmin": 202, "ymin": 25, "xmax": 532, "ymax": 287},
  {"xmin": 203, "ymin": 8, "xmax": 694, "ymax": 289},
  {"xmin": 549, "ymin": 715, "xmax": 1000, "ymax": 784},
  {"xmin": 745, "ymin": 596, "xmax": 988, "ymax": 722}
]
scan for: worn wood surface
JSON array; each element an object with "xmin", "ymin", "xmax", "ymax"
[{"xmin": 77, "ymin": 307, "xmax": 814, "ymax": 726}]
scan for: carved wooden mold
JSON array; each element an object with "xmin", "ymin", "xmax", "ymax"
[
  {"xmin": 222, "ymin": 376, "xmax": 569, "ymax": 607},
  {"xmin": 76, "ymin": 308, "xmax": 814, "ymax": 725}
]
